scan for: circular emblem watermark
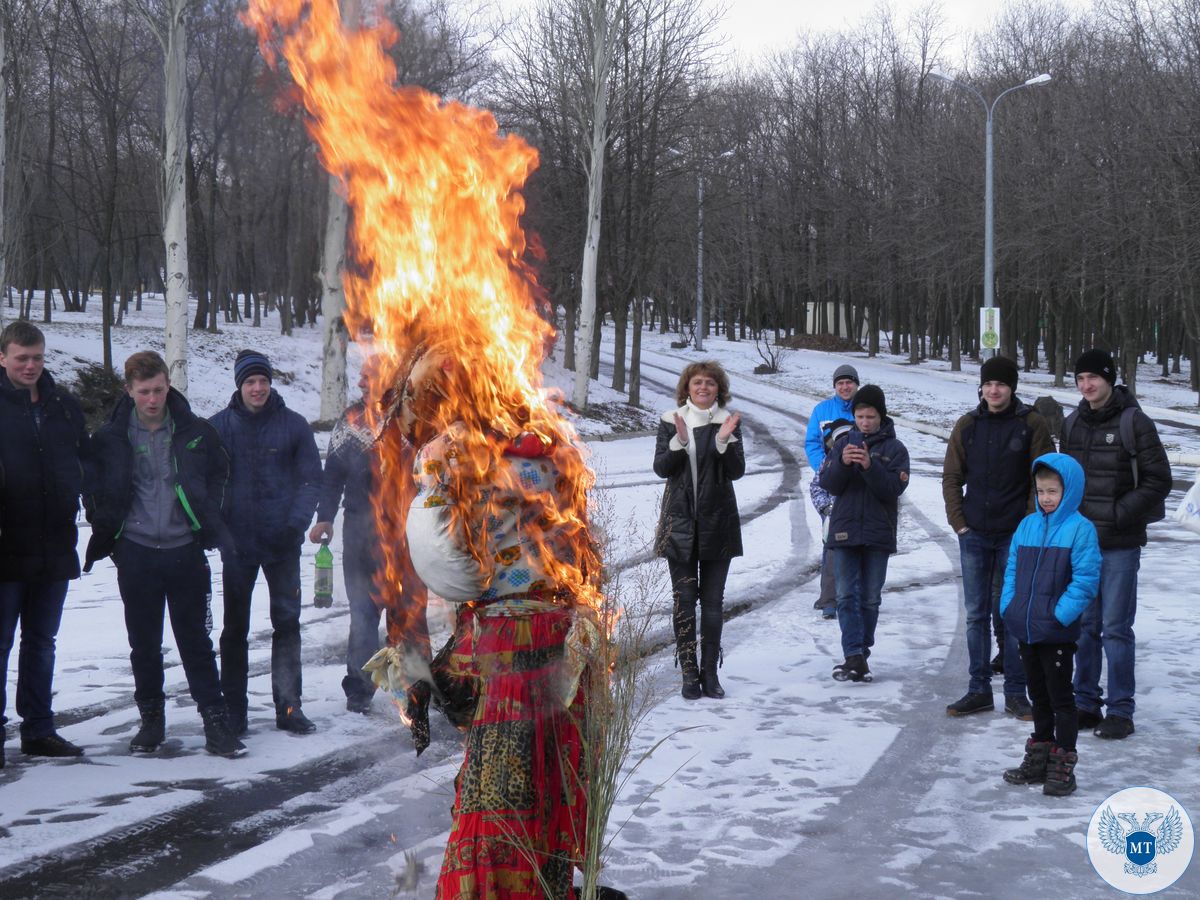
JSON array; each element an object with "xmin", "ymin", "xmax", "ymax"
[{"xmin": 1087, "ymin": 787, "xmax": 1194, "ymax": 894}]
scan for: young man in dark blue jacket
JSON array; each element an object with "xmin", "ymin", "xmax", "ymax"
[
  {"xmin": 942, "ymin": 356, "xmax": 1054, "ymax": 720},
  {"xmin": 85, "ymin": 351, "xmax": 244, "ymax": 758},
  {"xmin": 211, "ymin": 350, "xmax": 322, "ymax": 735},
  {"xmin": 308, "ymin": 362, "xmax": 429, "ymax": 714},
  {"xmin": 819, "ymin": 385, "xmax": 910, "ymax": 682},
  {"xmin": 0, "ymin": 322, "xmax": 88, "ymax": 763},
  {"xmin": 999, "ymin": 453, "xmax": 1099, "ymax": 796}
]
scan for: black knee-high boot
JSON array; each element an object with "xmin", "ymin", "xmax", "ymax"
[
  {"xmin": 699, "ymin": 607, "xmax": 725, "ymax": 699},
  {"xmin": 673, "ymin": 596, "xmax": 701, "ymax": 700}
]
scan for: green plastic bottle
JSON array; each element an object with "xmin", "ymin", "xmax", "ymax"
[{"xmin": 314, "ymin": 541, "xmax": 334, "ymax": 608}]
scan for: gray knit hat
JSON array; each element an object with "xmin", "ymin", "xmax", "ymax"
[{"xmin": 832, "ymin": 364, "xmax": 860, "ymax": 386}]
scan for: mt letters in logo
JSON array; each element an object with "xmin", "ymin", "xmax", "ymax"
[{"xmin": 1088, "ymin": 787, "xmax": 1194, "ymax": 894}]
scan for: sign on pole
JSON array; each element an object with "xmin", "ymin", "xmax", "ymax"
[{"xmin": 980, "ymin": 307, "xmax": 1000, "ymax": 352}]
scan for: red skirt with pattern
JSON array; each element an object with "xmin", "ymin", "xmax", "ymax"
[{"xmin": 436, "ymin": 605, "xmax": 586, "ymax": 900}]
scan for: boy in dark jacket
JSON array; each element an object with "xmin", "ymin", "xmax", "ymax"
[
  {"xmin": 999, "ymin": 453, "xmax": 1099, "ymax": 796},
  {"xmin": 819, "ymin": 385, "xmax": 909, "ymax": 682},
  {"xmin": 0, "ymin": 322, "xmax": 88, "ymax": 762},
  {"xmin": 85, "ymin": 351, "xmax": 244, "ymax": 758},
  {"xmin": 210, "ymin": 350, "xmax": 321, "ymax": 735}
]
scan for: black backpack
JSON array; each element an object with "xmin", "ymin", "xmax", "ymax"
[{"xmin": 1062, "ymin": 406, "xmax": 1165, "ymax": 523}]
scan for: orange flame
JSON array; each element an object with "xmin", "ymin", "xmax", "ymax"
[{"xmin": 244, "ymin": 1, "xmax": 603, "ymax": 631}]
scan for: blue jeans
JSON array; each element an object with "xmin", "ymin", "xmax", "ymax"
[
  {"xmin": 0, "ymin": 581, "xmax": 70, "ymax": 739},
  {"xmin": 958, "ymin": 531, "xmax": 1025, "ymax": 697},
  {"xmin": 831, "ymin": 547, "xmax": 890, "ymax": 659},
  {"xmin": 1074, "ymin": 546, "xmax": 1140, "ymax": 720}
]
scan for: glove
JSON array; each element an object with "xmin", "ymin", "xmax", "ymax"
[{"xmin": 263, "ymin": 525, "xmax": 303, "ymax": 555}]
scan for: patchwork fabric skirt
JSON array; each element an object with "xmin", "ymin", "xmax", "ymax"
[{"xmin": 436, "ymin": 603, "xmax": 587, "ymax": 900}]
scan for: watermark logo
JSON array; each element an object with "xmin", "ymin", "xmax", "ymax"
[{"xmin": 1088, "ymin": 787, "xmax": 1194, "ymax": 894}]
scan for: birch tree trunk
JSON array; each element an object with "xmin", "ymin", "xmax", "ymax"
[
  {"xmin": 317, "ymin": 0, "xmax": 358, "ymax": 422},
  {"xmin": 161, "ymin": 0, "xmax": 191, "ymax": 394},
  {"xmin": 572, "ymin": 0, "xmax": 616, "ymax": 412}
]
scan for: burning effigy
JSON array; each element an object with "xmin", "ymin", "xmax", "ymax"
[{"xmin": 244, "ymin": 2, "xmax": 605, "ymax": 896}]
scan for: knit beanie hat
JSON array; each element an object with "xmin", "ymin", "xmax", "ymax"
[
  {"xmin": 980, "ymin": 355, "xmax": 1019, "ymax": 392},
  {"xmin": 823, "ymin": 418, "xmax": 854, "ymax": 447},
  {"xmin": 832, "ymin": 364, "xmax": 860, "ymax": 386},
  {"xmin": 1074, "ymin": 349, "xmax": 1116, "ymax": 384},
  {"xmin": 234, "ymin": 349, "xmax": 273, "ymax": 389},
  {"xmin": 851, "ymin": 384, "xmax": 887, "ymax": 418}
]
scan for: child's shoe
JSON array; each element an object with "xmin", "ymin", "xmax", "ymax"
[
  {"xmin": 1043, "ymin": 746, "xmax": 1077, "ymax": 796},
  {"xmin": 1002, "ymin": 737, "xmax": 1052, "ymax": 784}
]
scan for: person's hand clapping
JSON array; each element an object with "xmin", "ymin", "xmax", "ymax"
[
  {"xmin": 717, "ymin": 412, "xmax": 741, "ymax": 441},
  {"xmin": 673, "ymin": 412, "xmax": 689, "ymax": 446}
]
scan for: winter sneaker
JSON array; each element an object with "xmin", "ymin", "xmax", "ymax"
[
  {"xmin": 21, "ymin": 732, "xmax": 84, "ymax": 758},
  {"xmin": 1077, "ymin": 709, "xmax": 1103, "ymax": 730},
  {"xmin": 201, "ymin": 707, "xmax": 247, "ymax": 758},
  {"xmin": 1004, "ymin": 695, "xmax": 1034, "ymax": 721},
  {"xmin": 346, "ymin": 694, "xmax": 373, "ymax": 714},
  {"xmin": 1043, "ymin": 746, "xmax": 1078, "ymax": 796},
  {"xmin": 276, "ymin": 708, "xmax": 317, "ymax": 735},
  {"xmin": 832, "ymin": 654, "xmax": 871, "ymax": 682},
  {"xmin": 1094, "ymin": 715, "xmax": 1134, "ymax": 740},
  {"xmin": 946, "ymin": 692, "xmax": 994, "ymax": 716},
  {"xmin": 130, "ymin": 700, "xmax": 166, "ymax": 753},
  {"xmin": 1003, "ymin": 738, "xmax": 1052, "ymax": 784}
]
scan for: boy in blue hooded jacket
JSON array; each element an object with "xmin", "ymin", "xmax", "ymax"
[{"xmin": 999, "ymin": 453, "xmax": 1100, "ymax": 796}]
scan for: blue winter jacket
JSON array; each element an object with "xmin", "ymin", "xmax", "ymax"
[
  {"xmin": 209, "ymin": 389, "xmax": 321, "ymax": 561},
  {"xmin": 819, "ymin": 418, "xmax": 909, "ymax": 554},
  {"xmin": 805, "ymin": 394, "xmax": 855, "ymax": 471},
  {"xmin": 999, "ymin": 453, "xmax": 1100, "ymax": 644}
]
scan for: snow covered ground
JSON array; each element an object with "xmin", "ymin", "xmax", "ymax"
[{"xmin": 1, "ymin": 299, "xmax": 1198, "ymax": 898}]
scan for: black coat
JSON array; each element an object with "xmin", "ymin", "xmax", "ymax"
[
  {"xmin": 653, "ymin": 407, "xmax": 745, "ymax": 561},
  {"xmin": 1060, "ymin": 385, "xmax": 1172, "ymax": 550},
  {"xmin": 209, "ymin": 389, "xmax": 321, "ymax": 561},
  {"xmin": 819, "ymin": 418, "xmax": 910, "ymax": 554},
  {"xmin": 84, "ymin": 389, "xmax": 230, "ymax": 570},
  {"xmin": 0, "ymin": 369, "xmax": 88, "ymax": 581}
]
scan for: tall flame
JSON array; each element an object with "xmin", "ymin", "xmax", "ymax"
[{"xmin": 244, "ymin": 0, "xmax": 602, "ymax": 629}]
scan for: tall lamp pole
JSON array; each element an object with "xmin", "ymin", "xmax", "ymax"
[{"xmin": 929, "ymin": 70, "xmax": 1051, "ymax": 357}]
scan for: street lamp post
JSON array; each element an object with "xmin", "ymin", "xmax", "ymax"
[{"xmin": 929, "ymin": 70, "xmax": 1051, "ymax": 357}]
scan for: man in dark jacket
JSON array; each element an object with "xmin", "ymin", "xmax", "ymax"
[
  {"xmin": 1060, "ymin": 349, "xmax": 1172, "ymax": 740},
  {"xmin": 85, "ymin": 350, "xmax": 244, "ymax": 758},
  {"xmin": 819, "ymin": 385, "xmax": 909, "ymax": 682},
  {"xmin": 0, "ymin": 322, "xmax": 88, "ymax": 762},
  {"xmin": 211, "ymin": 350, "xmax": 321, "ymax": 735},
  {"xmin": 308, "ymin": 363, "xmax": 429, "ymax": 713},
  {"xmin": 942, "ymin": 356, "xmax": 1054, "ymax": 720}
]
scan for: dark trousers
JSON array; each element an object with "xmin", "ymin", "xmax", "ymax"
[
  {"xmin": 221, "ymin": 552, "xmax": 303, "ymax": 715},
  {"xmin": 114, "ymin": 540, "xmax": 223, "ymax": 712},
  {"xmin": 1019, "ymin": 641, "xmax": 1078, "ymax": 752},
  {"xmin": 667, "ymin": 556, "xmax": 731, "ymax": 659},
  {"xmin": 0, "ymin": 580, "xmax": 70, "ymax": 738}
]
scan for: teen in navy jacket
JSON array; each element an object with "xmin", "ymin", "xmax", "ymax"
[
  {"xmin": 819, "ymin": 385, "xmax": 909, "ymax": 681},
  {"xmin": 999, "ymin": 453, "xmax": 1099, "ymax": 796}
]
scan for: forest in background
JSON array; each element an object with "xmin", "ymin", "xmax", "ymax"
[{"xmin": 1, "ymin": 0, "xmax": 1198, "ymax": 406}]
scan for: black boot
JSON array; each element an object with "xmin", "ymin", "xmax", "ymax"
[
  {"xmin": 700, "ymin": 644, "xmax": 724, "ymax": 699},
  {"xmin": 201, "ymin": 705, "xmax": 247, "ymax": 758},
  {"xmin": 1002, "ymin": 737, "xmax": 1052, "ymax": 784},
  {"xmin": 1043, "ymin": 746, "xmax": 1078, "ymax": 796},
  {"xmin": 832, "ymin": 654, "xmax": 871, "ymax": 682},
  {"xmin": 130, "ymin": 700, "xmax": 166, "ymax": 753},
  {"xmin": 679, "ymin": 647, "xmax": 702, "ymax": 700}
]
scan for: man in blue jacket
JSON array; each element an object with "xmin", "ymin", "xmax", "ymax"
[
  {"xmin": 805, "ymin": 364, "xmax": 858, "ymax": 616},
  {"xmin": 211, "ymin": 350, "xmax": 322, "ymax": 735},
  {"xmin": 0, "ymin": 322, "xmax": 88, "ymax": 763}
]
